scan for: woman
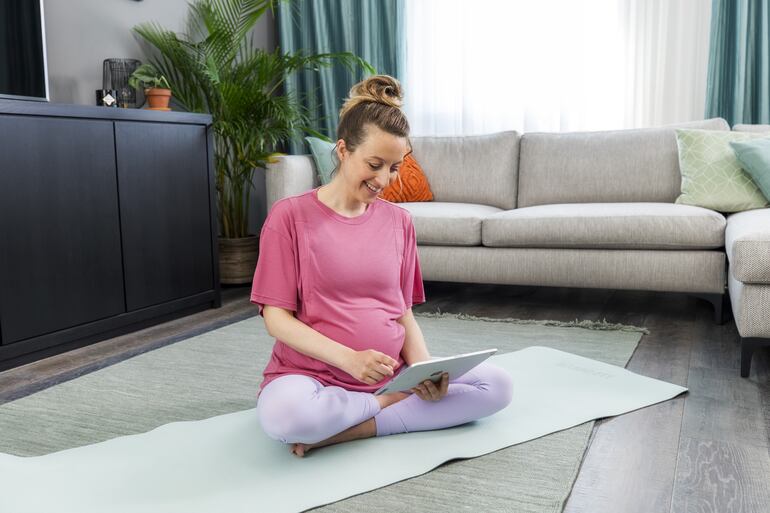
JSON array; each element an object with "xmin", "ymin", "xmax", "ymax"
[{"xmin": 252, "ymin": 75, "xmax": 513, "ymax": 457}]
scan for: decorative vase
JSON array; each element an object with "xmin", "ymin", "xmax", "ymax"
[
  {"xmin": 145, "ymin": 88, "xmax": 172, "ymax": 110},
  {"xmin": 218, "ymin": 235, "xmax": 259, "ymax": 284}
]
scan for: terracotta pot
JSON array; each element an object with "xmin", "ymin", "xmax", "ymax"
[
  {"xmin": 145, "ymin": 88, "xmax": 172, "ymax": 109},
  {"xmin": 218, "ymin": 235, "xmax": 259, "ymax": 284}
]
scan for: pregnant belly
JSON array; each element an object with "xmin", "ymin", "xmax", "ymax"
[
  {"xmin": 313, "ymin": 314, "xmax": 406, "ymax": 358},
  {"xmin": 319, "ymin": 315, "xmax": 406, "ymax": 386}
]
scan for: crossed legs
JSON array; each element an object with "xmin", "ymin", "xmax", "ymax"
[{"xmin": 256, "ymin": 362, "xmax": 513, "ymax": 456}]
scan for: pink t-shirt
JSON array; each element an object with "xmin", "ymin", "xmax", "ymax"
[{"xmin": 250, "ymin": 187, "xmax": 426, "ymax": 394}]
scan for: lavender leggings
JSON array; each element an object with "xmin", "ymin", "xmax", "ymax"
[{"xmin": 256, "ymin": 361, "xmax": 514, "ymax": 444}]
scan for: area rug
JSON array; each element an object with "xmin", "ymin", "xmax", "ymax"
[{"xmin": 0, "ymin": 313, "xmax": 681, "ymax": 512}]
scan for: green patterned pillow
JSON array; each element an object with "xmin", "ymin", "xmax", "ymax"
[
  {"xmin": 675, "ymin": 129, "xmax": 770, "ymax": 212},
  {"xmin": 305, "ymin": 136, "xmax": 337, "ymax": 185}
]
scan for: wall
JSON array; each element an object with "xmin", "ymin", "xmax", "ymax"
[{"xmin": 42, "ymin": 0, "xmax": 276, "ymax": 236}]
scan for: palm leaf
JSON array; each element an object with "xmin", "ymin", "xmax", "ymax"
[{"xmin": 132, "ymin": 0, "xmax": 373, "ymax": 238}]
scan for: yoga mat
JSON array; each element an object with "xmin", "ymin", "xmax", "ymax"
[{"xmin": 0, "ymin": 346, "xmax": 686, "ymax": 513}]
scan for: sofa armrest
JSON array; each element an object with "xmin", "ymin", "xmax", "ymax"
[
  {"xmin": 726, "ymin": 209, "xmax": 770, "ymax": 284},
  {"xmin": 265, "ymin": 155, "xmax": 319, "ymax": 211}
]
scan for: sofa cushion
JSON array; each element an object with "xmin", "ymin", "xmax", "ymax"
[
  {"xmin": 482, "ymin": 203, "xmax": 726, "ymax": 250},
  {"xmin": 674, "ymin": 129, "xmax": 770, "ymax": 212},
  {"xmin": 409, "ymin": 131, "xmax": 519, "ymax": 210},
  {"xmin": 517, "ymin": 117, "xmax": 730, "ymax": 208},
  {"xmin": 380, "ymin": 154, "xmax": 434, "ymax": 202},
  {"xmin": 399, "ymin": 202, "xmax": 502, "ymax": 246},
  {"xmin": 730, "ymin": 138, "xmax": 770, "ymax": 201},
  {"xmin": 725, "ymin": 209, "xmax": 770, "ymax": 284},
  {"xmin": 305, "ymin": 136, "xmax": 336, "ymax": 185}
]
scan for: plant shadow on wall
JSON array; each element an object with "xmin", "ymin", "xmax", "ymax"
[{"xmin": 132, "ymin": 0, "xmax": 374, "ymax": 283}]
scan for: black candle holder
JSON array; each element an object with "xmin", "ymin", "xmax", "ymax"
[{"xmin": 102, "ymin": 58, "xmax": 141, "ymax": 108}]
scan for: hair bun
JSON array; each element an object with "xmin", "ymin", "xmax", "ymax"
[{"xmin": 340, "ymin": 75, "xmax": 403, "ymax": 119}]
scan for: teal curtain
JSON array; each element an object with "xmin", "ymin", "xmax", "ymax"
[
  {"xmin": 705, "ymin": 0, "xmax": 770, "ymax": 125},
  {"xmin": 277, "ymin": 0, "xmax": 405, "ymax": 154}
]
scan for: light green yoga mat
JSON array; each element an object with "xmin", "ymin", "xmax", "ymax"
[{"xmin": 0, "ymin": 314, "xmax": 685, "ymax": 513}]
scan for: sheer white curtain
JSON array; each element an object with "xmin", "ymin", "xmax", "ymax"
[{"xmin": 402, "ymin": 0, "xmax": 712, "ymax": 136}]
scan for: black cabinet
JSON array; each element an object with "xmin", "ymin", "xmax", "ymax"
[
  {"xmin": 0, "ymin": 101, "xmax": 221, "ymax": 371},
  {"xmin": 116, "ymin": 122, "xmax": 213, "ymax": 311},
  {"xmin": 0, "ymin": 115, "xmax": 125, "ymax": 344}
]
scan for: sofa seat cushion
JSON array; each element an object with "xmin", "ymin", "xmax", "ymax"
[
  {"xmin": 482, "ymin": 203, "xmax": 726, "ymax": 249},
  {"xmin": 399, "ymin": 202, "xmax": 502, "ymax": 246},
  {"xmin": 726, "ymin": 209, "xmax": 770, "ymax": 284}
]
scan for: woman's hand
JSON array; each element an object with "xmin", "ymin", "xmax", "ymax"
[
  {"xmin": 411, "ymin": 373, "xmax": 449, "ymax": 401},
  {"xmin": 344, "ymin": 349, "xmax": 400, "ymax": 385}
]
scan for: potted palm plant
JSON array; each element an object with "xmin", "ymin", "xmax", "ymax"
[
  {"xmin": 133, "ymin": 0, "xmax": 374, "ymax": 283},
  {"xmin": 128, "ymin": 63, "xmax": 173, "ymax": 110}
]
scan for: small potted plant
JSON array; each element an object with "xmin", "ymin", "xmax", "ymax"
[{"xmin": 128, "ymin": 63, "xmax": 172, "ymax": 110}]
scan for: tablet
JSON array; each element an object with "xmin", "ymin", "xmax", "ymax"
[{"xmin": 374, "ymin": 348, "xmax": 498, "ymax": 396}]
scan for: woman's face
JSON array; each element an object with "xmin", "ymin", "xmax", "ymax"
[{"xmin": 336, "ymin": 124, "xmax": 408, "ymax": 204}]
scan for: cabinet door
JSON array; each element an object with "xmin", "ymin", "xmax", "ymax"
[
  {"xmin": 0, "ymin": 115, "xmax": 125, "ymax": 345},
  {"xmin": 115, "ymin": 122, "xmax": 214, "ymax": 311}
]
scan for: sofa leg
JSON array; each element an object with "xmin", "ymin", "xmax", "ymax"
[
  {"xmin": 740, "ymin": 337, "xmax": 770, "ymax": 378},
  {"xmin": 691, "ymin": 293, "xmax": 728, "ymax": 325}
]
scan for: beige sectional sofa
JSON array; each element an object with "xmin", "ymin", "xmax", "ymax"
[{"xmin": 265, "ymin": 118, "xmax": 770, "ymax": 377}]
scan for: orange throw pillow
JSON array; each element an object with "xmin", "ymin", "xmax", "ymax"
[{"xmin": 380, "ymin": 154, "xmax": 434, "ymax": 202}]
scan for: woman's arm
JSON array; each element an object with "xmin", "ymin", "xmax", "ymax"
[
  {"xmin": 263, "ymin": 305, "xmax": 355, "ymax": 370},
  {"xmin": 262, "ymin": 305, "xmax": 399, "ymax": 385},
  {"xmin": 398, "ymin": 308, "xmax": 431, "ymax": 365}
]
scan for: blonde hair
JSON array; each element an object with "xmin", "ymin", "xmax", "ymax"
[
  {"xmin": 339, "ymin": 74, "xmax": 405, "ymax": 120},
  {"xmin": 330, "ymin": 75, "xmax": 411, "ymax": 184}
]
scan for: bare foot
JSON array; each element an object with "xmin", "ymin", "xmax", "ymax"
[
  {"xmin": 288, "ymin": 433, "xmax": 347, "ymax": 458},
  {"xmin": 289, "ymin": 393, "xmax": 411, "ymax": 458},
  {"xmin": 290, "ymin": 442, "xmax": 314, "ymax": 457}
]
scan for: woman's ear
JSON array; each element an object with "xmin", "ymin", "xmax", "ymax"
[{"xmin": 336, "ymin": 139, "xmax": 347, "ymax": 161}]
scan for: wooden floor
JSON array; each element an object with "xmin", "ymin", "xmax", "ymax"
[{"xmin": 1, "ymin": 282, "xmax": 769, "ymax": 512}]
